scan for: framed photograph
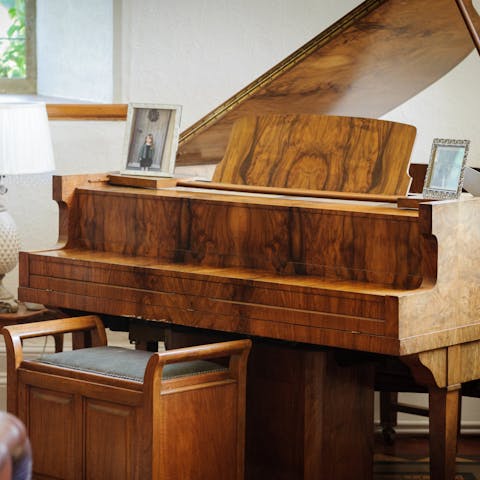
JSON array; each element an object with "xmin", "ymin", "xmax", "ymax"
[
  {"xmin": 422, "ymin": 138, "xmax": 470, "ymax": 199},
  {"xmin": 121, "ymin": 103, "xmax": 182, "ymax": 177}
]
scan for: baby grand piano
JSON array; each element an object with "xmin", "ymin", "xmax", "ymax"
[
  {"xmin": 19, "ymin": 113, "xmax": 480, "ymax": 480},
  {"xmin": 18, "ymin": 1, "xmax": 480, "ymax": 479}
]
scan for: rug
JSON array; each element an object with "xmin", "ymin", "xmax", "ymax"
[
  {"xmin": 375, "ymin": 474, "xmax": 475, "ymax": 480},
  {"xmin": 375, "ymin": 472, "xmax": 475, "ymax": 479},
  {"xmin": 374, "ymin": 458, "xmax": 480, "ymax": 479}
]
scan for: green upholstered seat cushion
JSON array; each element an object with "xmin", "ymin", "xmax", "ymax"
[{"xmin": 34, "ymin": 346, "xmax": 226, "ymax": 382}]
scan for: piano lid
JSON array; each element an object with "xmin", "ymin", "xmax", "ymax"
[{"xmin": 176, "ymin": 0, "xmax": 480, "ymax": 167}]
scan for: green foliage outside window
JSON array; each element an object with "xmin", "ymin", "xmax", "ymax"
[{"xmin": 0, "ymin": 0, "xmax": 26, "ymax": 78}]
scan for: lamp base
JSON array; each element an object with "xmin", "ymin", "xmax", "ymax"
[{"xmin": 0, "ymin": 275, "xmax": 18, "ymax": 313}]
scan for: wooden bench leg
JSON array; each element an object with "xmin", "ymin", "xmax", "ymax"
[
  {"xmin": 380, "ymin": 391, "xmax": 398, "ymax": 444},
  {"xmin": 428, "ymin": 386, "xmax": 460, "ymax": 480},
  {"xmin": 53, "ymin": 333, "xmax": 64, "ymax": 352}
]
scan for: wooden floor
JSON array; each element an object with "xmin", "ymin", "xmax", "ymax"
[{"xmin": 374, "ymin": 433, "xmax": 480, "ymax": 479}]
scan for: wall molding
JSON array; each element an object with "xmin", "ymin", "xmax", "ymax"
[{"xmin": 46, "ymin": 104, "xmax": 127, "ymax": 121}]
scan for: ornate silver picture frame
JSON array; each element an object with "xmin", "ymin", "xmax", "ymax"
[
  {"xmin": 121, "ymin": 103, "xmax": 182, "ymax": 177},
  {"xmin": 422, "ymin": 138, "xmax": 470, "ymax": 200}
]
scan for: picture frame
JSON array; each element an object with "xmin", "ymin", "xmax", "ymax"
[
  {"xmin": 121, "ymin": 103, "xmax": 182, "ymax": 177},
  {"xmin": 422, "ymin": 138, "xmax": 470, "ymax": 199}
]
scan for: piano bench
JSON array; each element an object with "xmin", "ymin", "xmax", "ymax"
[{"xmin": 1, "ymin": 316, "xmax": 251, "ymax": 480}]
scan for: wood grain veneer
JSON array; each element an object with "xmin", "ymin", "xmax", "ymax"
[
  {"xmin": 46, "ymin": 104, "xmax": 127, "ymax": 121},
  {"xmin": 212, "ymin": 114, "xmax": 416, "ymax": 194},
  {"xmin": 17, "ymin": 176, "xmax": 480, "ymax": 357}
]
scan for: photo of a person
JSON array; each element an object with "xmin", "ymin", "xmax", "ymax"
[
  {"xmin": 122, "ymin": 104, "xmax": 182, "ymax": 177},
  {"xmin": 139, "ymin": 134, "xmax": 154, "ymax": 171}
]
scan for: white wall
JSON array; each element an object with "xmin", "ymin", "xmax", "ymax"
[
  {"xmin": 382, "ymin": 51, "xmax": 480, "ymax": 168},
  {"xmin": 36, "ymin": 0, "xmax": 114, "ymax": 102}
]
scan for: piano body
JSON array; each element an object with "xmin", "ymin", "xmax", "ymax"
[
  {"xmin": 19, "ymin": 1, "xmax": 480, "ymax": 479},
  {"xmin": 19, "ymin": 113, "xmax": 480, "ymax": 479}
]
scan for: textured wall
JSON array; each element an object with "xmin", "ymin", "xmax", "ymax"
[
  {"xmin": 36, "ymin": 0, "xmax": 114, "ymax": 101},
  {"xmin": 382, "ymin": 51, "xmax": 480, "ymax": 168}
]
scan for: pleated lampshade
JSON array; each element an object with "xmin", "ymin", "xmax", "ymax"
[
  {"xmin": 0, "ymin": 103, "xmax": 55, "ymax": 175},
  {"xmin": 0, "ymin": 102, "xmax": 55, "ymax": 313}
]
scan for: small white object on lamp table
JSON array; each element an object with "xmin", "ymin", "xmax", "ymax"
[{"xmin": 0, "ymin": 103, "xmax": 55, "ymax": 313}]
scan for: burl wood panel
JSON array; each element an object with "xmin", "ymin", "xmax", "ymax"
[
  {"xmin": 177, "ymin": 0, "xmax": 480, "ymax": 165},
  {"xmin": 42, "ymin": 1, "xmax": 480, "ymax": 170},
  {"xmin": 397, "ymin": 198, "xmax": 480, "ymax": 348},
  {"xmin": 212, "ymin": 114, "xmax": 416, "ymax": 195},
  {"xmin": 16, "ymin": 181, "xmax": 414, "ymax": 354},
  {"xmin": 16, "ymin": 178, "xmax": 480, "ymax": 356},
  {"xmin": 70, "ymin": 187, "xmax": 421, "ymax": 287}
]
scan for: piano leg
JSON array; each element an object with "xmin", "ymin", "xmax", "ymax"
[
  {"xmin": 128, "ymin": 319, "xmax": 167, "ymax": 351},
  {"xmin": 164, "ymin": 328, "xmax": 374, "ymax": 479},
  {"xmin": 245, "ymin": 342, "xmax": 375, "ymax": 480},
  {"xmin": 402, "ymin": 350, "xmax": 464, "ymax": 480},
  {"xmin": 428, "ymin": 386, "xmax": 460, "ymax": 480}
]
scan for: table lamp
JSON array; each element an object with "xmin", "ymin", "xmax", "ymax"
[{"xmin": 0, "ymin": 103, "xmax": 55, "ymax": 313}]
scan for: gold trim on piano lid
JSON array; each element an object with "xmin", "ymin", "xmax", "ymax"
[{"xmin": 178, "ymin": 0, "xmax": 385, "ymax": 146}]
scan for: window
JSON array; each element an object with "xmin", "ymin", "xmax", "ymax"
[{"xmin": 0, "ymin": 0, "xmax": 35, "ymax": 93}]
